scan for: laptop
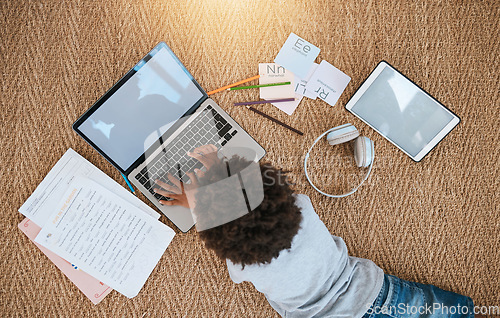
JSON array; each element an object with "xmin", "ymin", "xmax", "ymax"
[{"xmin": 73, "ymin": 42, "xmax": 266, "ymax": 232}]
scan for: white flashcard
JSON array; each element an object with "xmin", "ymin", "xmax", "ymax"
[
  {"xmin": 294, "ymin": 63, "xmax": 319, "ymax": 100},
  {"xmin": 273, "ymin": 94, "xmax": 304, "ymax": 116},
  {"xmin": 305, "ymin": 60, "xmax": 351, "ymax": 107},
  {"xmin": 259, "ymin": 63, "xmax": 302, "ymax": 115},
  {"xmin": 259, "ymin": 63, "xmax": 295, "ymax": 100},
  {"xmin": 274, "ymin": 33, "xmax": 320, "ymax": 79}
]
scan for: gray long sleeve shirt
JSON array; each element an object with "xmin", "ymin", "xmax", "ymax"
[{"xmin": 226, "ymin": 194, "xmax": 384, "ymax": 318}]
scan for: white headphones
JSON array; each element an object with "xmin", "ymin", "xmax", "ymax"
[{"xmin": 304, "ymin": 123, "xmax": 374, "ymax": 198}]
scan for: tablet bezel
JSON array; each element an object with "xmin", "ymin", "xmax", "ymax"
[{"xmin": 345, "ymin": 61, "xmax": 460, "ymax": 162}]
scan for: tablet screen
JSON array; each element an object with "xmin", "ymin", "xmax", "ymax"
[{"xmin": 349, "ymin": 64, "xmax": 457, "ymax": 158}]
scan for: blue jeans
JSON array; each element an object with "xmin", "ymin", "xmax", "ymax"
[{"xmin": 362, "ymin": 274, "xmax": 475, "ymax": 318}]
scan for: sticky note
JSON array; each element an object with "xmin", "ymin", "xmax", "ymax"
[
  {"xmin": 274, "ymin": 33, "xmax": 320, "ymax": 79},
  {"xmin": 305, "ymin": 60, "xmax": 351, "ymax": 107}
]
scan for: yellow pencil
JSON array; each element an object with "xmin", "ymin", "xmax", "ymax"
[{"xmin": 207, "ymin": 75, "xmax": 261, "ymax": 96}]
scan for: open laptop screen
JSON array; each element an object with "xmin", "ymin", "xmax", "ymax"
[{"xmin": 74, "ymin": 42, "xmax": 206, "ymax": 172}]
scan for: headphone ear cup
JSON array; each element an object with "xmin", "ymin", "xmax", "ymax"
[
  {"xmin": 326, "ymin": 124, "xmax": 360, "ymax": 145},
  {"xmin": 353, "ymin": 136, "xmax": 374, "ymax": 167}
]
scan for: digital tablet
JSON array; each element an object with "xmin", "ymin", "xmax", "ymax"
[{"xmin": 345, "ymin": 61, "xmax": 460, "ymax": 161}]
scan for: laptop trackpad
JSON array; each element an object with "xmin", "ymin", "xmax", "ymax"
[{"xmin": 159, "ymin": 205, "xmax": 194, "ymax": 233}]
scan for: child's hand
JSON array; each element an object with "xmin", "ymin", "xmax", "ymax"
[
  {"xmin": 186, "ymin": 144, "xmax": 220, "ymax": 178},
  {"xmin": 154, "ymin": 171, "xmax": 198, "ymax": 208},
  {"xmin": 153, "ymin": 144, "xmax": 221, "ymax": 209}
]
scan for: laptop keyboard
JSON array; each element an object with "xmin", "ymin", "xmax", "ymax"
[{"xmin": 134, "ymin": 105, "xmax": 238, "ymax": 202}]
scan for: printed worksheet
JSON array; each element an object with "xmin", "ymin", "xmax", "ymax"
[
  {"xmin": 19, "ymin": 218, "xmax": 113, "ymax": 304},
  {"xmin": 19, "ymin": 148, "xmax": 159, "ymax": 227},
  {"xmin": 35, "ymin": 176, "xmax": 175, "ymax": 298}
]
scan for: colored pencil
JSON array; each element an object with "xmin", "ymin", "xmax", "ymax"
[
  {"xmin": 120, "ymin": 172, "xmax": 137, "ymax": 196},
  {"xmin": 206, "ymin": 75, "xmax": 261, "ymax": 95},
  {"xmin": 227, "ymin": 81, "xmax": 291, "ymax": 91},
  {"xmin": 234, "ymin": 98, "xmax": 295, "ymax": 106},
  {"xmin": 246, "ymin": 106, "xmax": 304, "ymax": 136}
]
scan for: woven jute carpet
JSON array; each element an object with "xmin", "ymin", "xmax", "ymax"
[{"xmin": 1, "ymin": 0, "xmax": 498, "ymax": 316}]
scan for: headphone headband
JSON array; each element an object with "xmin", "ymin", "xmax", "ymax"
[{"xmin": 304, "ymin": 125, "xmax": 374, "ymax": 198}]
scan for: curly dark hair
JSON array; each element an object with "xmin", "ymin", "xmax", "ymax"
[{"xmin": 194, "ymin": 156, "xmax": 302, "ymax": 268}]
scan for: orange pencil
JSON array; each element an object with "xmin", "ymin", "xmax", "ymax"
[{"xmin": 207, "ymin": 75, "xmax": 261, "ymax": 96}]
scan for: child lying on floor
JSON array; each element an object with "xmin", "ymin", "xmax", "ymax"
[{"xmin": 153, "ymin": 145, "xmax": 479, "ymax": 318}]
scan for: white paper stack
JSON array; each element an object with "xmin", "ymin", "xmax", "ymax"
[{"xmin": 19, "ymin": 148, "xmax": 175, "ymax": 301}]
